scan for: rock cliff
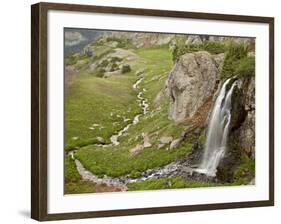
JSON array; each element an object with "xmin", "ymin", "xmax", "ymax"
[{"xmin": 166, "ymin": 51, "xmax": 219, "ymax": 123}]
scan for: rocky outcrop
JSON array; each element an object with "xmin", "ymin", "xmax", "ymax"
[
  {"xmin": 185, "ymin": 35, "xmax": 203, "ymax": 45},
  {"xmin": 110, "ymin": 32, "xmax": 175, "ymax": 48},
  {"xmin": 236, "ymin": 77, "xmax": 255, "ymax": 158},
  {"xmin": 228, "ymin": 77, "xmax": 255, "ymax": 158},
  {"xmin": 166, "ymin": 51, "xmax": 219, "ymax": 123},
  {"xmin": 212, "ymin": 53, "xmax": 225, "ymax": 72}
]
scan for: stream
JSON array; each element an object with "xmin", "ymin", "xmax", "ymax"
[
  {"xmin": 109, "ymin": 77, "xmax": 148, "ymax": 146},
  {"xmin": 68, "ymin": 77, "xmax": 154, "ymax": 190},
  {"xmin": 92, "ymin": 77, "xmax": 149, "ymax": 147},
  {"xmin": 71, "ymin": 151, "xmax": 196, "ymax": 191}
]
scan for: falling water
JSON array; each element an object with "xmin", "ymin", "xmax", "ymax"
[{"xmin": 196, "ymin": 78, "xmax": 237, "ymax": 177}]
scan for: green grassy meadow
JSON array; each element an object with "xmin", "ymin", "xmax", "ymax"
[{"xmin": 64, "ymin": 46, "xmax": 198, "ymax": 193}]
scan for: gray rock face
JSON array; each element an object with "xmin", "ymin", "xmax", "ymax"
[
  {"xmin": 236, "ymin": 77, "xmax": 255, "ymax": 158},
  {"xmin": 185, "ymin": 35, "xmax": 203, "ymax": 45},
  {"xmin": 212, "ymin": 53, "xmax": 225, "ymax": 71},
  {"xmin": 129, "ymin": 33, "xmax": 175, "ymax": 48},
  {"xmin": 166, "ymin": 51, "xmax": 218, "ymax": 123}
]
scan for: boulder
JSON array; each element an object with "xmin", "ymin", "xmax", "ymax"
[
  {"xmin": 159, "ymin": 136, "xmax": 173, "ymax": 144},
  {"xmin": 142, "ymin": 133, "xmax": 152, "ymax": 148},
  {"xmin": 166, "ymin": 51, "xmax": 218, "ymax": 123},
  {"xmin": 96, "ymin": 136, "xmax": 105, "ymax": 144},
  {"xmin": 130, "ymin": 144, "xmax": 144, "ymax": 156},
  {"xmin": 169, "ymin": 138, "xmax": 182, "ymax": 149},
  {"xmin": 157, "ymin": 143, "xmax": 166, "ymax": 149}
]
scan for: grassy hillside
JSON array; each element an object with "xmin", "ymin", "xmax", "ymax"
[{"xmin": 65, "ymin": 46, "xmax": 194, "ymax": 193}]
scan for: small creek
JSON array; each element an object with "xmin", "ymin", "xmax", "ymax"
[
  {"xmin": 71, "ymin": 152, "xmax": 196, "ymax": 191},
  {"xmin": 68, "ymin": 77, "xmax": 155, "ymax": 190},
  {"xmin": 92, "ymin": 77, "xmax": 149, "ymax": 147},
  {"xmin": 108, "ymin": 77, "xmax": 149, "ymax": 146}
]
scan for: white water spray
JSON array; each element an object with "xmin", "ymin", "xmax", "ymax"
[{"xmin": 197, "ymin": 78, "xmax": 237, "ymax": 177}]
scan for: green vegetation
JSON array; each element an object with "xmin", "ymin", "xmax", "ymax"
[
  {"xmin": 220, "ymin": 42, "xmax": 254, "ymax": 79},
  {"xmin": 171, "ymin": 38, "xmax": 255, "ymax": 80},
  {"xmin": 72, "ymin": 46, "xmax": 192, "ymax": 178},
  {"xmin": 65, "ymin": 156, "xmax": 81, "ymax": 183},
  {"xmin": 233, "ymin": 56, "xmax": 255, "ymax": 77},
  {"xmin": 64, "ymin": 156, "xmax": 96, "ymax": 194},
  {"xmin": 172, "ymin": 40, "xmax": 226, "ymax": 62},
  {"xmin": 76, "ymin": 143, "xmax": 192, "ymax": 177},
  {"xmin": 233, "ymin": 154, "xmax": 255, "ymax": 184},
  {"xmin": 198, "ymin": 134, "xmax": 206, "ymax": 145},
  {"xmin": 127, "ymin": 176, "xmax": 220, "ymax": 191},
  {"xmin": 65, "ymin": 53, "xmax": 89, "ymax": 66},
  {"xmin": 121, "ymin": 64, "xmax": 131, "ymax": 74},
  {"xmin": 65, "ymin": 72, "xmax": 140, "ymax": 151},
  {"xmin": 65, "ymin": 181, "xmax": 96, "ymax": 194}
]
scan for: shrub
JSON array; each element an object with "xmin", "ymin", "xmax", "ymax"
[
  {"xmin": 172, "ymin": 41, "xmax": 226, "ymax": 62},
  {"xmin": 110, "ymin": 63, "xmax": 118, "ymax": 72},
  {"xmin": 99, "ymin": 59, "xmax": 109, "ymax": 68},
  {"xmin": 203, "ymin": 41, "xmax": 226, "ymax": 54},
  {"xmin": 220, "ymin": 42, "xmax": 249, "ymax": 79},
  {"xmin": 65, "ymin": 53, "xmax": 88, "ymax": 66},
  {"xmin": 110, "ymin": 56, "xmax": 122, "ymax": 63},
  {"xmin": 96, "ymin": 68, "xmax": 105, "ymax": 77},
  {"xmin": 234, "ymin": 56, "xmax": 255, "ymax": 77},
  {"xmin": 121, "ymin": 64, "xmax": 131, "ymax": 74}
]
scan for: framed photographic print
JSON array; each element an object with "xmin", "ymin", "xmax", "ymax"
[{"xmin": 31, "ymin": 2, "xmax": 274, "ymax": 221}]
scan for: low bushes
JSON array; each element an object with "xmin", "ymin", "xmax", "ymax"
[
  {"xmin": 121, "ymin": 64, "xmax": 131, "ymax": 74},
  {"xmin": 233, "ymin": 56, "xmax": 255, "ymax": 77},
  {"xmin": 172, "ymin": 40, "xmax": 226, "ymax": 62},
  {"xmin": 220, "ymin": 43, "xmax": 254, "ymax": 79}
]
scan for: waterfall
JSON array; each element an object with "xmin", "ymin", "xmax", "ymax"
[{"xmin": 196, "ymin": 78, "xmax": 237, "ymax": 177}]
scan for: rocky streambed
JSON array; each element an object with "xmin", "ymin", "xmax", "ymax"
[{"xmin": 68, "ymin": 142, "xmax": 216, "ymax": 192}]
